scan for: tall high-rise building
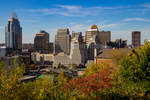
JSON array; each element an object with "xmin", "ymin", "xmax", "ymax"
[
  {"xmin": 87, "ymin": 35, "xmax": 102, "ymax": 60},
  {"xmin": 122, "ymin": 39, "xmax": 127, "ymax": 48},
  {"xmin": 132, "ymin": 31, "xmax": 141, "ymax": 47},
  {"xmin": 5, "ymin": 12, "xmax": 22, "ymax": 51},
  {"xmin": 55, "ymin": 28, "xmax": 71, "ymax": 55},
  {"xmin": 115, "ymin": 38, "xmax": 122, "ymax": 48},
  {"xmin": 71, "ymin": 32, "xmax": 82, "ymax": 40},
  {"xmin": 99, "ymin": 31, "xmax": 111, "ymax": 46},
  {"xmin": 34, "ymin": 30, "xmax": 50, "ymax": 53},
  {"xmin": 85, "ymin": 25, "xmax": 99, "ymax": 44}
]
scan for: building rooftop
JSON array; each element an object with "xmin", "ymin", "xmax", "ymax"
[
  {"xmin": 95, "ymin": 48, "xmax": 134, "ymax": 59},
  {"xmin": 88, "ymin": 29, "xmax": 98, "ymax": 31},
  {"xmin": 9, "ymin": 11, "xmax": 18, "ymax": 20},
  {"xmin": 0, "ymin": 46, "xmax": 6, "ymax": 48},
  {"xmin": 72, "ymin": 35, "xmax": 83, "ymax": 41},
  {"xmin": 89, "ymin": 35, "xmax": 100, "ymax": 41},
  {"xmin": 91, "ymin": 24, "xmax": 98, "ymax": 29}
]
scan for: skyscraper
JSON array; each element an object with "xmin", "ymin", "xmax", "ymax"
[
  {"xmin": 132, "ymin": 31, "xmax": 141, "ymax": 47},
  {"xmin": 55, "ymin": 28, "xmax": 71, "ymax": 55},
  {"xmin": 99, "ymin": 30, "xmax": 111, "ymax": 46},
  {"xmin": 85, "ymin": 25, "xmax": 99, "ymax": 44},
  {"xmin": 5, "ymin": 12, "xmax": 22, "ymax": 51},
  {"xmin": 87, "ymin": 35, "xmax": 102, "ymax": 60},
  {"xmin": 71, "ymin": 32, "xmax": 82, "ymax": 40},
  {"xmin": 34, "ymin": 30, "xmax": 50, "ymax": 53}
]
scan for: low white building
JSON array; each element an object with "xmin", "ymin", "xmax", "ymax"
[
  {"xmin": 0, "ymin": 46, "xmax": 12, "ymax": 57},
  {"xmin": 31, "ymin": 52, "xmax": 54, "ymax": 65}
]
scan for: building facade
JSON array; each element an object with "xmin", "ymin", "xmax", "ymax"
[
  {"xmin": 4, "ymin": 55, "xmax": 30, "ymax": 77},
  {"xmin": 5, "ymin": 12, "xmax": 22, "ymax": 51},
  {"xmin": 87, "ymin": 35, "xmax": 102, "ymax": 60},
  {"xmin": 85, "ymin": 25, "xmax": 99, "ymax": 44},
  {"xmin": 132, "ymin": 31, "xmax": 141, "ymax": 47},
  {"xmin": 0, "ymin": 46, "xmax": 12, "ymax": 57},
  {"xmin": 99, "ymin": 31, "xmax": 111, "ymax": 46},
  {"xmin": 55, "ymin": 28, "xmax": 71, "ymax": 55},
  {"xmin": 115, "ymin": 38, "xmax": 122, "ymax": 48},
  {"xmin": 34, "ymin": 30, "xmax": 51, "ymax": 53},
  {"xmin": 71, "ymin": 32, "xmax": 82, "ymax": 40},
  {"xmin": 122, "ymin": 39, "xmax": 127, "ymax": 48},
  {"xmin": 53, "ymin": 35, "xmax": 87, "ymax": 68}
]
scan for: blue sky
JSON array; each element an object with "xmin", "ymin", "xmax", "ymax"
[{"xmin": 0, "ymin": 0, "xmax": 150, "ymax": 45}]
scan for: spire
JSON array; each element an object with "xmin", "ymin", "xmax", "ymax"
[{"xmin": 9, "ymin": 11, "xmax": 18, "ymax": 20}]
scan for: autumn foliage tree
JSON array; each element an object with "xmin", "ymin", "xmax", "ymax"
[
  {"xmin": 108, "ymin": 48, "xmax": 128, "ymax": 66},
  {"xmin": 0, "ymin": 59, "xmax": 25, "ymax": 100},
  {"xmin": 30, "ymin": 64, "xmax": 35, "ymax": 69},
  {"xmin": 120, "ymin": 44, "xmax": 150, "ymax": 83},
  {"xmin": 60, "ymin": 69, "xmax": 113, "ymax": 99}
]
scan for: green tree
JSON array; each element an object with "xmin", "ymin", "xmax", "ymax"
[
  {"xmin": 119, "ymin": 44, "xmax": 150, "ymax": 83},
  {"xmin": 83, "ymin": 63, "xmax": 111, "ymax": 77},
  {"xmin": 108, "ymin": 48, "xmax": 128, "ymax": 66},
  {"xmin": 72, "ymin": 63, "xmax": 77, "ymax": 69},
  {"xmin": 58, "ymin": 63, "xmax": 61, "ymax": 69},
  {"xmin": 0, "ymin": 59, "xmax": 25, "ymax": 100},
  {"xmin": 60, "ymin": 64, "xmax": 65, "ymax": 69}
]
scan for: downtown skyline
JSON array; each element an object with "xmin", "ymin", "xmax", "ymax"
[{"xmin": 0, "ymin": 0, "xmax": 150, "ymax": 45}]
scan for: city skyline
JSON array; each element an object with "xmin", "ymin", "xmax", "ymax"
[{"xmin": 0, "ymin": 0, "xmax": 150, "ymax": 44}]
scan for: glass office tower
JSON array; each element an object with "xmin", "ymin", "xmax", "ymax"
[{"xmin": 5, "ymin": 11, "xmax": 22, "ymax": 51}]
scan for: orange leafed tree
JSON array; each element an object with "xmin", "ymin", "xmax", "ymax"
[
  {"xmin": 30, "ymin": 64, "xmax": 35, "ymax": 69},
  {"xmin": 61, "ymin": 69, "xmax": 113, "ymax": 95}
]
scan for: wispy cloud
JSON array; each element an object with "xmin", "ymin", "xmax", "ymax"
[
  {"xmin": 140, "ymin": 3, "xmax": 150, "ymax": 8},
  {"xmin": 123, "ymin": 18, "xmax": 150, "ymax": 22},
  {"xmin": 21, "ymin": 5, "xmax": 121, "ymax": 17},
  {"xmin": 70, "ymin": 22, "xmax": 76, "ymax": 25},
  {"xmin": 99, "ymin": 23, "xmax": 120, "ymax": 28},
  {"xmin": 21, "ymin": 20, "xmax": 39, "ymax": 22},
  {"xmin": 68, "ymin": 23, "xmax": 121, "ymax": 33}
]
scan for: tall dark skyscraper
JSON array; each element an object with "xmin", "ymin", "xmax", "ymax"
[
  {"xmin": 5, "ymin": 11, "xmax": 22, "ymax": 51},
  {"xmin": 132, "ymin": 31, "xmax": 141, "ymax": 47}
]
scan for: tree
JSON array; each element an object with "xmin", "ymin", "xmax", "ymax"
[
  {"xmin": 0, "ymin": 59, "xmax": 25, "ymax": 100},
  {"xmin": 57, "ymin": 63, "xmax": 61, "ymax": 69},
  {"xmin": 60, "ymin": 69, "xmax": 113, "ymax": 99},
  {"xmin": 108, "ymin": 48, "xmax": 128, "ymax": 66},
  {"xmin": 30, "ymin": 64, "xmax": 35, "ymax": 69},
  {"xmin": 72, "ymin": 63, "xmax": 77, "ymax": 69},
  {"xmin": 60, "ymin": 64, "xmax": 65, "ymax": 69},
  {"xmin": 119, "ymin": 44, "xmax": 150, "ymax": 83},
  {"xmin": 83, "ymin": 63, "xmax": 110, "ymax": 77},
  {"xmin": 78, "ymin": 63, "xmax": 83, "ymax": 68}
]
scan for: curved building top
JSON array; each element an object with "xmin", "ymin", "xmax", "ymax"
[
  {"xmin": 91, "ymin": 24, "xmax": 98, "ymax": 29},
  {"xmin": 88, "ymin": 24, "xmax": 98, "ymax": 31},
  {"xmin": 9, "ymin": 11, "xmax": 18, "ymax": 20}
]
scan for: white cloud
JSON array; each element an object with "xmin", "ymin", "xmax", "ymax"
[
  {"xmin": 140, "ymin": 3, "xmax": 150, "ymax": 8},
  {"xmin": 98, "ymin": 23, "xmax": 120, "ymax": 28},
  {"xmin": 67, "ymin": 23, "xmax": 122, "ymax": 35},
  {"xmin": 123, "ymin": 18, "xmax": 150, "ymax": 22},
  {"xmin": 22, "ymin": 5, "xmax": 121, "ymax": 17},
  {"xmin": 21, "ymin": 20, "xmax": 39, "ymax": 22},
  {"xmin": 70, "ymin": 22, "xmax": 76, "ymax": 25}
]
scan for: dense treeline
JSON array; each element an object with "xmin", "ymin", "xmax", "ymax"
[{"xmin": 0, "ymin": 43, "xmax": 150, "ymax": 99}]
